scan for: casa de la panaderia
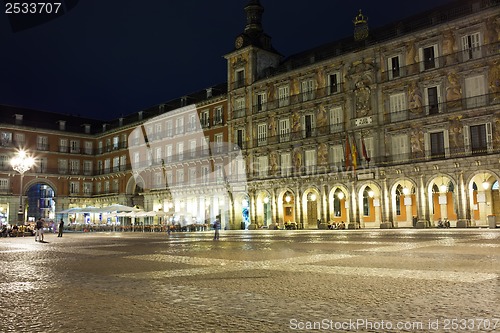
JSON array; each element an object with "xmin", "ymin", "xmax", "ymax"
[{"xmin": 1, "ymin": 0, "xmax": 499, "ymax": 230}]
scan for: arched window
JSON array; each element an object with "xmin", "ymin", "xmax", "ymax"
[
  {"xmin": 333, "ymin": 189, "xmax": 343, "ymax": 217},
  {"xmin": 395, "ymin": 184, "xmax": 403, "ymax": 216},
  {"xmin": 363, "ymin": 187, "xmax": 372, "ymax": 216}
]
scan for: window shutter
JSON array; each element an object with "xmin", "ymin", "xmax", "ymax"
[
  {"xmin": 486, "ymin": 122, "xmax": 493, "ymax": 152},
  {"xmin": 463, "ymin": 125, "xmax": 470, "ymax": 154},
  {"xmin": 443, "ymin": 129, "xmax": 450, "ymax": 158},
  {"xmin": 424, "ymin": 132, "xmax": 430, "ymax": 158}
]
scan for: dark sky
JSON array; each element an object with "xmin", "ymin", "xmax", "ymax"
[{"xmin": 1, "ymin": 0, "xmax": 455, "ymax": 121}]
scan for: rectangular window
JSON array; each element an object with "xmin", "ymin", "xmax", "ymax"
[
  {"xmin": 257, "ymin": 123, "xmax": 267, "ymax": 146},
  {"xmin": 70, "ymin": 182, "xmax": 79, "ymax": 194},
  {"xmin": 258, "ymin": 156, "xmax": 268, "ymax": 177},
  {"xmin": 203, "ymin": 136, "xmax": 209, "ymax": 155},
  {"xmin": 235, "ymin": 69, "xmax": 245, "ymax": 88},
  {"xmin": 0, "ymin": 155, "xmax": 7, "ymax": 170},
  {"xmin": 257, "ymin": 92, "xmax": 267, "ymax": 112},
  {"xmin": 189, "ymin": 167, "xmax": 197, "ymax": 184},
  {"xmin": 60, "ymin": 138, "xmax": 68, "ymax": 153},
  {"xmin": 83, "ymin": 160, "xmax": 92, "ymax": 175},
  {"xmin": 1, "ymin": 132, "xmax": 12, "ymax": 146},
  {"xmin": 120, "ymin": 155, "xmax": 126, "ymax": 171},
  {"xmin": 388, "ymin": 55, "xmax": 401, "ymax": 79},
  {"xmin": 214, "ymin": 106, "xmax": 223, "ymax": 125},
  {"xmin": 104, "ymin": 181, "xmax": 110, "ymax": 193},
  {"xmin": 37, "ymin": 136, "xmax": 48, "ymax": 151},
  {"xmin": 177, "ymin": 142, "xmax": 184, "ymax": 161},
  {"xmin": 155, "ymin": 147, "xmax": 162, "ymax": 163},
  {"xmin": 176, "ymin": 169, "xmax": 184, "ymax": 184},
  {"xmin": 83, "ymin": 182, "xmax": 92, "ymax": 195},
  {"xmin": 330, "ymin": 145, "xmax": 344, "ymax": 169},
  {"xmin": 0, "ymin": 178, "xmax": 9, "ymax": 190},
  {"xmin": 69, "ymin": 160, "xmax": 79, "ymax": 175},
  {"xmin": 390, "ymin": 93, "xmax": 407, "ymax": 122},
  {"xmin": 104, "ymin": 159, "xmax": 111, "ymax": 173},
  {"xmin": 216, "ymin": 164, "xmax": 224, "ymax": 184},
  {"xmin": 426, "ymin": 86, "xmax": 440, "ymax": 115},
  {"xmin": 236, "ymin": 129, "xmax": 244, "ymax": 149},
  {"xmin": 328, "ymin": 73, "xmax": 340, "ymax": 94},
  {"xmin": 201, "ymin": 166, "xmax": 210, "ymax": 184},
  {"xmin": 176, "ymin": 117, "xmax": 184, "ymax": 134},
  {"xmin": 430, "ymin": 132, "xmax": 445, "ymax": 159},
  {"xmin": 469, "ymin": 124, "xmax": 489, "ymax": 155},
  {"xmin": 281, "ymin": 153, "xmax": 291, "ymax": 177},
  {"xmin": 113, "ymin": 179, "xmax": 119, "ymax": 193},
  {"xmin": 392, "ymin": 134, "xmax": 409, "ymax": 162},
  {"xmin": 166, "ymin": 145, "xmax": 172, "ymax": 163},
  {"xmin": 37, "ymin": 157, "xmax": 47, "ymax": 173},
  {"xmin": 279, "ymin": 119, "xmax": 290, "ymax": 142},
  {"xmin": 70, "ymin": 140, "xmax": 80, "ymax": 153},
  {"xmin": 189, "ymin": 139, "xmax": 197, "ymax": 157},
  {"xmin": 215, "ymin": 134, "xmax": 223, "ymax": 153},
  {"xmin": 278, "ymin": 86, "xmax": 290, "ymax": 107},
  {"xmin": 234, "ymin": 98, "xmax": 246, "ymax": 118},
  {"xmin": 113, "ymin": 136, "xmax": 119, "ymax": 149},
  {"xmin": 421, "ymin": 45, "xmax": 438, "ymax": 70},
  {"xmin": 305, "ymin": 150, "xmax": 316, "ymax": 173},
  {"xmin": 113, "ymin": 157, "xmax": 120, "ymax": 172},
  {"xmin": 465, "ymin": 75, "xmax": 486, "ymax": 108},
  {"xmin": 461, "ymin": 32, "xmax": 481, "ymax": 61},
  {"xmin": 201, "ymin": 111, "xmax": 209, "ymax": 128},
  {"xmin": 84, "ymin": 141, "xmax": 93, "ymax": 155},
  {"xmin": 15, "ymin": 133, "xmax": 25, "ymax": 146},
  {"xmin": 303, "ymin": 114, "xmax": 315, "ymax": 138},
  {"xmin": 329, "ymin": 107, "xmax": 343, "ymax": 133},
  {"xmin": 166, "ymin": 120, "xmax": 173, "ymax": 137},
  {"xmin": 301, "ymin": 79, "xmax": 315, "ymax": 101}
]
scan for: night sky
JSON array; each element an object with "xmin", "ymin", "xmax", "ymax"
[{"xmin": 1, "ymin": 0, "xmax": 455, "ymax": 121}]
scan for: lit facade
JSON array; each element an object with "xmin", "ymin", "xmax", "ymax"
[{"xmin": 1, "ymin": 0, "xmax": 499, "ymax": 229}]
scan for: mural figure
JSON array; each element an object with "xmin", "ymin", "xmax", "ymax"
[
  {"xmin": 408, "ymin": 81, "xmax": 423, "ymax": 114},
  {"xmin": 446, "ymin": 71, "xmax": 463, "ymax": 109},
  {"xmin": 291, "ymin": 111, "xmax": 301, "ymax": 139},
  {"xmin": 269, "ymin": 152, "xmax": 278, "ymax": 175},
  {"xmin": 449, "ymin": 116, "xmax": 463, "ymax": 149},
  {"xmin": 317, "ymin": 143, "xmax": 328, "ymax": 165},
  {"xmin": 316, "ymin": 104, "xmax": 328, "ymax": 133},
  {"xmin": 489, "ymin": 61, "xmax": 500, "ymax": 102},
  {"xmin": 293, "ymin": 148, "xmax": 302, "ymax": 171},
  {"xmin": 410, "ymin": 128, "xmax": 424, "ymax": 159},
  {"xmin": 442, "ymin": 30, "xmax": 457, "ymax": 66},
  {"xmin": 269, "ymin": 116, "xmax": 277, "ymax": 137},
  {"xmin": 355, "ymin": 80, "xmax": 371, "ymax": 115},
  {"xmin": 494, "ymin": 114, "xmax": 500, "ymax": 148},
  {"xmin": 405, "ymin": 41, "xmax": 418, "ymax": 74}
]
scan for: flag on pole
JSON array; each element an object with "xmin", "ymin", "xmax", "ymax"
[
  {"xmin": 351, "ymin": 138, "xmax": 358, "ymax": 171},
  {"xmin": 344, "ymin": 133, "xmax": 352, "ymax": 170},
  {"xmin": 361, "ymin": 135, "xmax": 370, "ymax": 163}
]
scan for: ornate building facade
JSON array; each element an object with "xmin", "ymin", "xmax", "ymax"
[{"xmin": 1, "ymin": 0, "xmax": 499, "ymax": 229}]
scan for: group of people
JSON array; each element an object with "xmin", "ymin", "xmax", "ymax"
[
  {"xmin": 437, "ymin": 218, "xmax": 451, "ymax": 228},
  {"xmin": 328, "ymin": 221, "xmax": 346, "ymax": 230},
  {"xmin": 0, "ymin": 218, "xmax": 65, "ymax": 241}
]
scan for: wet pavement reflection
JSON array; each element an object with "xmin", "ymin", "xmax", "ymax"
[{"xmin": 1, "ymin": 229, "xmax": 499, "ymax": 332}]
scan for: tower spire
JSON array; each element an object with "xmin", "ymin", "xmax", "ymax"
[{"xmin": 244, "ymin": 0, "xmax": 264, "ymax": 34}]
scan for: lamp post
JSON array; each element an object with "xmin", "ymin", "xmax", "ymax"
[{"xmin": 10, "ymin": 150, "xmax": 35, "ymax": 225}]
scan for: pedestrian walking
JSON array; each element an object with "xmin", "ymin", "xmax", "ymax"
[
  {"xmin": 35, "ymin": 218, "xmax": 44, "ymax": 242},
  {"xmin": 213, "ymin": 217, "xmax": 221, "ymax": 241},
  {"xmin": 58, "ymin": 218, "xmax": 64, "ymax": 237}
]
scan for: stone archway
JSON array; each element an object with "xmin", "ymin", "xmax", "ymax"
[
  {"xmin": 391, "ymin": 179, "xmax": 417, "ymax": 228},
  {"xmin": 302, "ymin": 187, "xmax": 321, "ymax": 229},
  {"xmin": 427, "ymin": 175, "xmax": 457, "ymax": 227},
  {"xmin": 468, "ymin": 171, "xmax": 499, "ymax": 227}
]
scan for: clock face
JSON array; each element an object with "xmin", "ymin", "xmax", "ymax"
[{"xmin": 235, "ymin": 36, "xmax": 244, "ymax": 49}]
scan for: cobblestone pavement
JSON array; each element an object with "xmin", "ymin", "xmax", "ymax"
[{"xmin": 0, "ymin": 229, "xmax": 499, "ymax": 333}]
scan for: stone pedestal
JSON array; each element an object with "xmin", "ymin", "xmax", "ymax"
[
  {"xmin": 456, "ymin": 220, "xmax": 469, "ymax": 228},
  {"xmin": 318, "ymin": 223, "xmax": 329, "ymax": 230},
  {"xmin": 380, "ymin": 222, "xmax": 392, "ymax": 229},
  {"xmin": 348, "ymin": 222, "xmax": 359, "ymax": 229},
  {"xmin": 415, "ymin": 220, "xmax": 428, "ymax": 229},
  {"xmin": 247, "ymin": 223, "xmax": 258, "ymax": 230},
  {"xmin": 488, "ymin": 215, "xmax": 497, "ymax": 229}
]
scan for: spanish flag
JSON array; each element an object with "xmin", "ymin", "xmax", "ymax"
[
  {"xmin": 351, "ymin": 140, "xmax": 358, "ymax": 171},
  {"xmin": 345, "ymin": 134, "xmax": 352, "ymax": 169}
]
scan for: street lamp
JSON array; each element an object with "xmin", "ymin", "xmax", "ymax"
[{"xmin": 10, "ymin": 149, "xmax": 35, "ymax": 225}]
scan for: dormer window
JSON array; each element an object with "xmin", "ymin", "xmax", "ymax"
[
  {"xmin": 58, "ymin": 120, "xmax": 66, "ymax": 131},
  {"xmin": 14, "ymin": 114, "xmax": 23, "ymax": 125}
]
